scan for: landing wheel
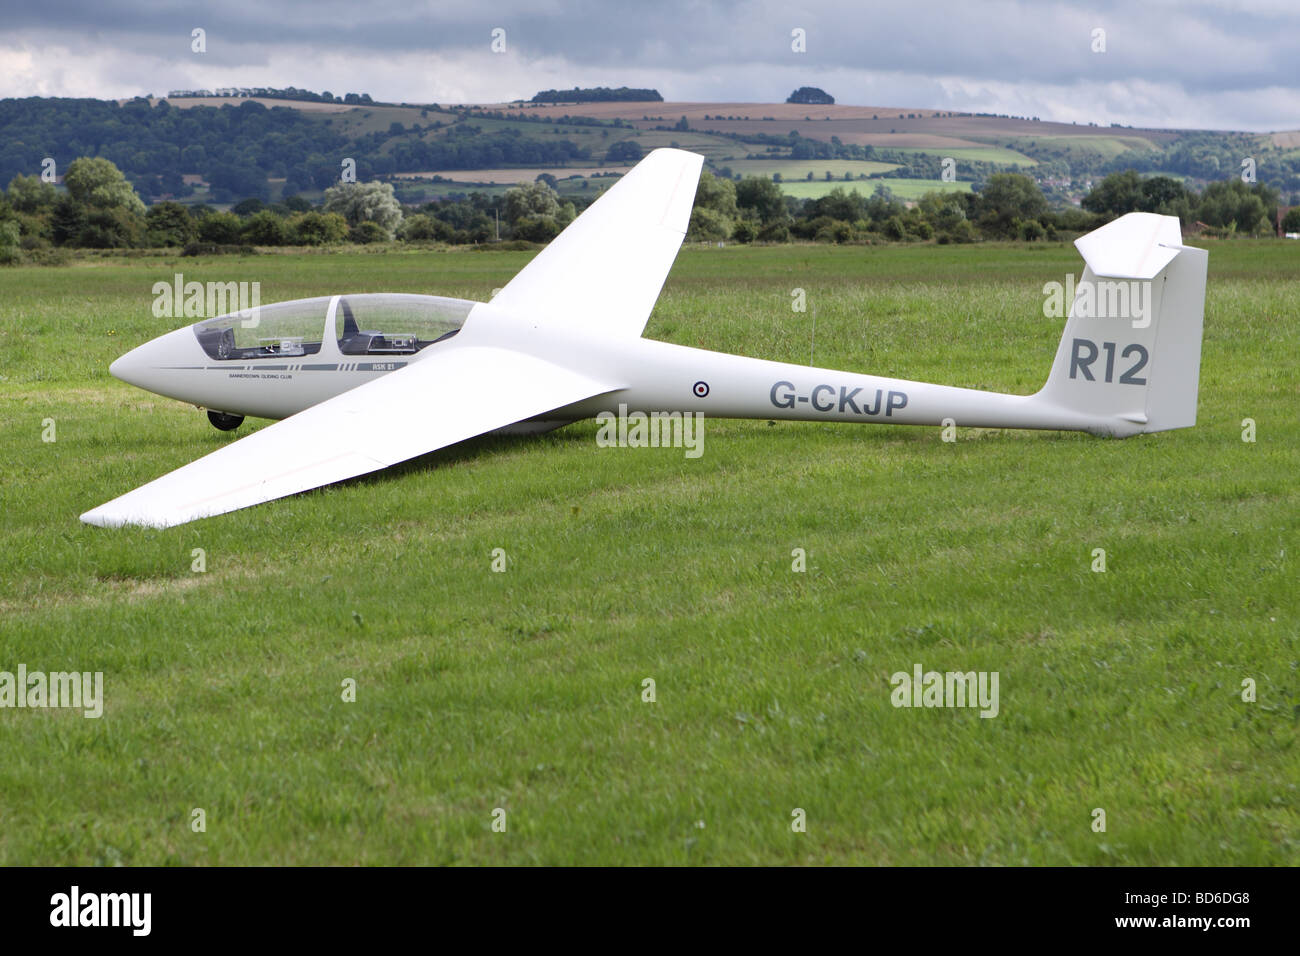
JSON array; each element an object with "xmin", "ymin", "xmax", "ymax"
[{"xmin": 207, "ymin": 409, "xmax": 245, "ymax": 431}]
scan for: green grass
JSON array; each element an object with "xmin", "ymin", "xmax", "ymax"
[
  {"xmin": 310, "ymin": 105, "xmax": 452, "ymax": 137},
  {"xmin": 613, "ymin": 130, "xmax": 746, "ymax": 163},
  {"xmin": 0, "ymin": 241, "xmax": 1296, "ymax": 865},
  {"xmin": 880, "ymin": 146, "xmax": 1037, "ymax": 166},
  {"xmin": 1001, "ymin": 135, "xmax": 1163, "ymax": 161},
  {"xmin": 779, "ymin": 179, "xmax": 973, "ymax": 200}
]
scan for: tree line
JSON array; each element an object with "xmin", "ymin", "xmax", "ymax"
[
  {"xmin": 2, "ymin": 156, "xmax": 1292, "ymax": 266},
  {"xmin": 530, "ymin": 87, "xmax": 663, "ymax": 103},
  {"xmin": 7, "ymin": 96, "xmax": 1295, "ymax": 210}
]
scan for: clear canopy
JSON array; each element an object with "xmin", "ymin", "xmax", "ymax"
[
  {"xmin": 335, "ymin": 294, "xmax": 475, "ymax": 355},
  {"xmin": 194, "ymin": 296, "xmax": 332, "ymax": 360},
  {"xmin": 193, "ymin": 294, "xmax": 477, "ymax": 361}
]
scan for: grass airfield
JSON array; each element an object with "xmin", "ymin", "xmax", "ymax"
[{"xmin": 0, "ymin": 240, "xmax": 1296, "ymax": 865}]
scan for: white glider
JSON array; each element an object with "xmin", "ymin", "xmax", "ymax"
[{"xmin": 82, "ymin": 148, "xmax": 1208, "ymax": 529}]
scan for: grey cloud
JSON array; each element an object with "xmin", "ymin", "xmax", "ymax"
[{"xmin": 1, "ymin": 1, "xmax": 1296, "ymax": 130}]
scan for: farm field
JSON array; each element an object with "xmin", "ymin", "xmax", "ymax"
[
  {"xmin": 722, "ymin": 159, "xmax": 901, "ymax": 179},
  {"xmin": 881, "ymin": 146, "xmax": 1037, "ymax": 166},
  {"xmin": 778, "ymin": 178, "xmax": 973, "ymax": 200},
  {"xmin": 0, "ymin": 240, "xmax": 1295, "ymax": 865},
  {"xmin": 397, "ymin": 167, "xmax": 623, "ymax": 183},
  {"xmin": 1007, "ymin": 134, "xmax": 1165, "ymax": 161}
]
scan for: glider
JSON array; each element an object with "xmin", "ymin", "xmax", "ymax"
[{"xmin": 82, "ymin": 148, "xmax": 1208, "ymax": 529}]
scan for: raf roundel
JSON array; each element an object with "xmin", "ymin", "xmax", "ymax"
[{"xmin": 693, "ymin": 381, "xmax": 710, "ymax": 398}]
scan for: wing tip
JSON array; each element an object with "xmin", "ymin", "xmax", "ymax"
[
  {"xmin": 79, "ymin": 508, "xmax": 114, "ymax": 528},
  {"xmin": 80, "ymin": 505, "xmax": 174, "ymax": 530}
]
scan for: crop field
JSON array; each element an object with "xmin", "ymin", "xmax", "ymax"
[
  {"xmin": 880, "ymin": 146, "xmax": 1037, "ymax": 166},
  {"xmin": 629, "ymin": 130, "xmax": 752, "ymax": 163},
  {"xmin": 0, "ymin": 240, "xmax": 1295, "ymax": 865},
  {"xmin": 722, "ymin": 159, "xmax": 901, "ymax": 179},
  {"xmin": 778, "ymin": 178, "xmax": 973, "ymax": 200},
  {"xmin": 1008, "ymin": 134, "xmax": 1164, "ymax": 161}
]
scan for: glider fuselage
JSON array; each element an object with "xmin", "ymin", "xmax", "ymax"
[{"xmin": 114, "ymin": 292, "xmax": 1130, "ymax": 440}]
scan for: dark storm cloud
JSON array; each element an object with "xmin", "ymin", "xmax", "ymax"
[{"xmin": 2, "ymin": 1, "xmax": 1297, "ymax": 129}]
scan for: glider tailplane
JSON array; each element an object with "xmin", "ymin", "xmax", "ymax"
[{"xmin": 1036, "ymin": 212, "xmax": 1208, "ymax": 434}]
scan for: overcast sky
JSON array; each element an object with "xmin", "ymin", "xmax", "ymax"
[{"xmin": 1, "ymin": 0, "xmax": 1296, "ymax": 132}]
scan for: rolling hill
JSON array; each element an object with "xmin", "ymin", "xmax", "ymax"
[{"xmin": 6, "ymin": 92, "xmax": 1296, "ymax": 207}]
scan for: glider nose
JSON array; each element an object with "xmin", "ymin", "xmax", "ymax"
[
  {"xmin": 109, "ymin": 329, "xmax": 185, "ymax": 392},
  {"xmin": 109, "ymin": 341, "xmax": 153, "ymax": 389}
]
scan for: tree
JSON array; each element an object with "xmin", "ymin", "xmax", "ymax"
[
  {"xmin": 1198, "ymin": 180, "xmax": 1270, "ymax": 234},
  {"xmin": 1282, "ymin": 207, "xmax": 1300, "ymax": 232},
  {"xmin": 1082, "ymin": 169, "xmax": 1143, "ymax": 217},
  {"xmin": 145, "ymin": 201, "xmax": 198, "ymax": 246},
  {"xmin": 7, "ymin": 174, "xmax": 57, "ymax": 213},
  {"xmin": 1018, "ymin": 219, "xmax": 1046, "ymax": 241},
  {"xmin": 349, "ymin": 221, "xmax": 388, "ymax": 244},
  {"xmin": 687, "ymin": 207, "xmax": 731, "ymax": 241},
  {"xmin": 291, "ymin": 211, "xmax": 348, "ymax": 245},
  {"xmin": 503, "ymin": 180, "xmax": 560, "ymax": 224},
  {"xmin": 787, "ymin": 87, "xmax": 835, "ymax": 105},
  {"xmin": 693, "ymin": 171, "xmax": 738, "ymax": 219},
  {"xmin": 322, "ymin": 181, "xmax": 403, "ymax": 238},
  {"xmin": 810, "ymin": 187, "xmax": 864, "ymax": 223},
  {"xmin": 241, "ymin": 210, "xmax": 291, "ymax": 245},
  {"xmin": 398, "ymin": 213, "xmax": 453, "ymax": 242},
  {"xmin": 1083, "ymin": 170, "xmax": 1195, "ymax": 221},
  {"xmin": 78, "ymin": 207, "xmax": 144, "ymax": 248},
  {"xmin": 975, "ymin": 173, "xmax": 1048, "ymax": 238},
  {"xmin": 735, "ymin": 176, "xmax": 786, "ymax": 224},
  {"xmin": 50, "ymin": 196, "xmax": 87, "ymax": 245},
  {"xmin": 208, "ymin": 163, "xmax": 269, "ymax": 202},
  {"xmin": 197, "ymin": 211, "xmax": 243, "ymax": 244},
  {"xmin": 62, "ymin": 157, "xmax": 146, "ymax": 214},
  {"xmin": 512, "ymin": 215, "xmax": 563, "ymax": 243},
  {"xmin": 1139, "ymin": 175, "xmax": 1188, "ymax": 211},
  {"xmin": 604, "ymin": 140, "xmax": 644, "ymax": 163},
  {"xmin": 0, "ymin": 219, "xmax": 21, "ymax": 265}
]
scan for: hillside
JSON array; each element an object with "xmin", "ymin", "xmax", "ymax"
[{"xmin": 5, "ymin": 94, "xmax": 1298, "ymax": 207}]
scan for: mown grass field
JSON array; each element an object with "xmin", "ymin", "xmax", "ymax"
[{"xmin": 0, "ymin": 240, "xmax": 1296, "ymax": 865}]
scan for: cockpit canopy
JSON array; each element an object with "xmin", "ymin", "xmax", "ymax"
[
  {"xmin": 336, "ymin": 294, "xmax": 472, "ymax": 355},
  {"xmin": 194, "ymin": 293, "xmax": 477, "ymax": 361}
]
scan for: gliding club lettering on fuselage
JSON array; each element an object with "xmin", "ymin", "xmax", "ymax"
[{"xmin": 769, "ymin": 381, "xmax": 909, "ymax": 417}]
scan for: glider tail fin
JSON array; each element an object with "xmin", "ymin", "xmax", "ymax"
[{"xmin": 1035, "ymin": 212, "xmax": 1208, "ymax": 434}]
